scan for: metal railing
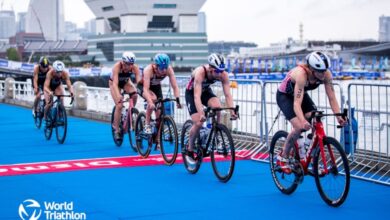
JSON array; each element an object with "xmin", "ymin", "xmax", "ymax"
[
  {"xmin": 347, "ymin": 83, "xmax": 390, "ymax": 185},
  {"xmin": 1, "ymin": 77, "xmax": 389, "ymax": 185}
]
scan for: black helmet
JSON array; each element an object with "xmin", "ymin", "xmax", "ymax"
[{"xmin": 39, "ymin": 56, "xmax": 49, "ymax": 68}]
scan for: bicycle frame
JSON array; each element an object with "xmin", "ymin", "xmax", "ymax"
[
  {"xmin": 120, "ymin": 91, "xmax": 137, "ymax": 132},
  {"xmin": 294, "ymin": 110, "xmax": 348, "ymax": 175},
  {"xmin": 201, "ymin": 106, "xmax": 240, "ymax": 155}
]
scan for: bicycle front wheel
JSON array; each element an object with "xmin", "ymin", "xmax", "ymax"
[
  {"xmin": 181, "ymin": 120, "xmax": 202, "ymax": 174},
  {"xmin": 210, "ymin": 124, "xmax": 235, "ymax": 183},
  {"xmin": 128, "ymin": 108, "xmax": 139, "ymax": 152},
  {"xmin": 44, "ymin": 108, "xmax": 54, "ymax": 140},
  {"xmin": 135, "ymin": 112, "xmax": 152, "ymax": 158},
  {"xmin": 313, "ymin": 137, "xmax": 350, "ymax": 207},
  {"xmin": 160, "ymin": 115, "xmax": 178, "ymax": 165},
  {"xmin": 269, "ymin": 130, "xmax": 300, "ymax": 194},
  {"xmin": 111, "ymin": 106, "xmax": 124, "ymax": 147},
  {"xmin": 55, "ymin": 104, "xmax": 68, "ymax": 144}
]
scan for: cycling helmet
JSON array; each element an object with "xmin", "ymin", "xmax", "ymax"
[
  {"xmin": 122, "ymin": 51, "xmax": 136, "ymax": 64},
  {"xmin": 39, "ymin": 56, "xmax": 49, "ymax": 68},
  {"xmin": 53, "ymin": 60, "xmax": 65, "ymax": 72},
  {"xmin": 306, "ymin": 51, "xmax": 331, "ymax": 72},
  {"xmin": 154, "ymin": 53, "xmax": 170, "ymax": 69},
  {"xmin": 208, "ymin": 53, "xmax": 226, "ymax": 71}
]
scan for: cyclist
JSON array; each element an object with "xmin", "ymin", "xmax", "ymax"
[
  {"xmin": 276, "ymin": 51, "xmax": 346, "ymax": 173},
  {"xmin": 109, "ymin": 51, "xmax": 141, "ymax": 141},
  {"xmin": 43, "ymin": 60, "xmax": 74, "ymax": 127},
  {"xmin": 184, "ymin": 53, "xmax": 237, "ymax": 159},
  {"xmin": 32, "ymin": 56, "xmax": 52, "ymax": 117},
  {"xmin": 137, "ymin": 53, "xmax": 182, "ymax": 136}
]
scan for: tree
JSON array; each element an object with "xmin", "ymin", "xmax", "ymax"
[{"xmin": 6, "ymin": 48, "xmax": 21, "ymax": 61}]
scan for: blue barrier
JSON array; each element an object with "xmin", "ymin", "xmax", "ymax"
[
  {"xmin": 20, "ymin": 63, "xmax": 34, "ymax": 72},
  {"xmin": 0, "ymin": 59, "xmax": 8, "ymax": 68}
]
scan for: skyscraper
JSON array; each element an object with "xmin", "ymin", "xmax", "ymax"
[
  {"xmin": 0, "ymin": 10, "xmax": 16, "ymax": 40},
  {"xmin": 17, "ymin": 12, "xmax": 26, "ymax": 33},
  {"xmin": 25, "ymin": 0, "xmax": 65, "ymax": 41},
  {"xmin": 379, "ymin": 15, "xmax": 390, "ymax": 42}
]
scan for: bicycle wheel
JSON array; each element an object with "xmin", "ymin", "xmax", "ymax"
[
  {"xmin": 313, "ymin": 137, "xmax": 350, "ymax": 207},
  {"xmin": 269, "ymin": 130, "xmax": 300, "ymax": 194},
  {"xmin": 111, "ymin": 106, "xmax": 123, "ymax": 147},
  {"xmin": 160, "ymin": 115, "xmax": 178, "ymax": 165},
  {"xmin": 128, "ymin": 108, "xmax": 139, "ymax": 152},
  {"xmin": 210, "ymin": 124, "xmax": 235, "ymax": 183},
  {"xmin": 34, "ymin": 105, "xmax": 43, "ymax": 129},
  {"xmin": 135, "ymin": 112, "xmax": 152, "ymax": 158},
  {"xmin": 44, "ymin": 108, "xmax": 54, "ymax": 140},
  {"xmin": 55, "ymin": 104, "xmax": 68, "ymax": 144},
  {"xmin": 181, "ymin": 120, "xmax": 202, "ymax": 174}
]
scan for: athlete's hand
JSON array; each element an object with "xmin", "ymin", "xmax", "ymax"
[
  {"xmin": 337, "ymin": 116, "xmax": 347, "ymax": 126},
  {"xmin": 200, "ymin": 114, "xmax": 206, "ymax": 122},
  {"xmin": 148, "ymin": 102, "xmax": 155, "ymax": 110},
  {"xmin": 302, "ymin": 121, "xmax": 311, "ymax": 131},
  {"xmin": 230, "ymin": 112, "xmax": 238, "ymax": 120},
  {"xmin": 34, "ymin": 87, "xmax": 38, "ymax": 95}
]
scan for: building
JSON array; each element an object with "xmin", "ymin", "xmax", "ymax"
[
  {"xmin": 0, "ymin": 10, "xmax": 16, "ymax": 40},
  {"xmin": 17, "ymin": 12, "xmax": 27, "ymax": 33},
  {"xmin": 84, "ymin": 0, "xmax": 208, "ymax": 67},
  {"xmin": 26, "ymin": 0, "xmax": 65, "ymax": 41},
  {"xmin": 379, "ymin": 15, "xmax": 390, "ymax": 42}
]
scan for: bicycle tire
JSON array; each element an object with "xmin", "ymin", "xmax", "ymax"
[
  {"xmin": 210, "ymin": 124, "xmax": 235, "ymax": 183},
  {"xmin": 159, "ymin": 115, "xmax": 178, "ymax": 165},
  {"xmin": 128, "ymin": 108, "xmax": 139, "ymax": 152},
  {"xmin": 111, "ymin": 106, "xmax": 124, "ymax": 147},
  {"xmin": 181, "ymin": 120, "xmax": 202, "ymax": 174},
  {"xmin": 55, "ymin": 104, "xmax": 68, "ymax": 144},
  {"xmin": 313, "ymin": 136, "xmax": 350, "ymax": 207},
  {"xmin": 44, "ymin": 108, "xmax": 54, "ymax": 140},
  {"xmin": 34, "ymin": 111, "xmax": 42, "ymax": 129},
  {"xmin": 135, "ymin": 112, "xmax": 152, "ymax": 158},
  {"xmin": 269, "ymin": 130, "xmax": 300, "ymax": 194}
]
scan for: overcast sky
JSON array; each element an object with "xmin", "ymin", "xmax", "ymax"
[{"xmin": 4, "ymin": 0, "xmax": 390, "ymax": 46}]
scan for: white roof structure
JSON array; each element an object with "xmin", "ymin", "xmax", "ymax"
[{"xmin": 84, "ymin": 0, "xmax": 206, "ymax": 34}]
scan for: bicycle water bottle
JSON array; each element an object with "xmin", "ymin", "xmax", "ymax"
[
  {"xmin": 121, "ymin": 107, "xmax": 127, "ymax": 123},
  {"xmin": 297, "ymin": 136, "xmax": 306, "ymax": 159},
  {"xmin": 304, "ymin": 133, "xmax": 313, "ymax": 151}
]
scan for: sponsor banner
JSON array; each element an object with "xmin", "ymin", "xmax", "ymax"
[
  {"xmin": 20, "ymin": 63, "xmax": 34, "ymax": 72},
  {"xmin": 69, "ymin": 68, "xmax": 80, "ymax": 76},
  {"xmin": 91, "ymin": 67, "xmax": 101, "ymax": 75},
  {"xmin": 0, "ymin": 153, "xmax": 247, "ymax": 176},
  {"xmin": 0, "ymin": 59, "xmax": 8, "ymax": 68}
]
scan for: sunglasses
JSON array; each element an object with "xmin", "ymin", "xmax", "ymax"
[
  {"xmin": 214, "ymin": 68, "xmax": 224, "ymax": 74},
  {"xmin": 123, "ymin": 61, "xmax": 134, "ymax": 66},
  {"xmin": 157, "ymin": 64, "xmax": 168, "ymax": 71}
]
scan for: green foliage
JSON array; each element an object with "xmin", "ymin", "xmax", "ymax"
[{"xmin": 6, "ymin": 48, "xmax": 20, "ymax": 61}]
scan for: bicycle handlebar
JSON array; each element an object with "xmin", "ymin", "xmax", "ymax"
[
  {"xmin": 204, "ymin": 105, "xmax": 240, "ymax": 120},
  {"xmin": 119, "ymin": 91, "xmax": 138, "ymax": 104},
  {"xmin": 309, "ymin": 108, "xmax": 349, "ymax": 128},
  {"xmin": 50, "ymin": 94, "xmax": 74, "ymax": 105}
]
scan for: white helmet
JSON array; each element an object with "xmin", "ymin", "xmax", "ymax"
[
  {"xmin": 306, "ymin": 51, "xmax": 331, "ymax": 72},
  {"xmin": 208, "ymin": 53, "xmax": 226, "ymax": 71},
  {"xmin": 53, "ymin": 60, "xmax": 65, "ymax": 72},
  {"xmin": 122, "ymin": 51, "xmax": 136, "ymax": 63}
]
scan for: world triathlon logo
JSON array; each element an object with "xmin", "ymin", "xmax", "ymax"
[{"xmin": 18, "ymin": 199, "xmax": 42, "ymax": 220}]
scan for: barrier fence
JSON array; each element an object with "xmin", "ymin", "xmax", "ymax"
[{"xmin": 0, "ymin": 78, "xmax": 389, "ymax": 185}]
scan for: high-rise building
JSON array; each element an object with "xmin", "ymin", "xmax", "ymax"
[
  {"xmin": 84, "ymin": 0, "xmax": 208, "ymax": 67},
  {"xmin": 0, "ymin": 10, "xmax": 16, "ymax": 40},
  {"xmin": 17, "ymin": 12, "xmax": 27, "ymax": 33},
  {"xmin": 26, "ymin": 0, "xmax": 65, "ymax": 41},
  {"xmin": 379, "ymin": 15, "xmax": 390, "ymax": 42}
]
